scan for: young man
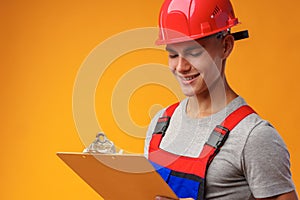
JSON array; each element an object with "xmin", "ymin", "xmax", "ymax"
[{"xmin": 144, "ymin": 0, "xmax": 298, "ymax": 199}]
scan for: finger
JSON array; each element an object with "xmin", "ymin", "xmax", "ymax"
[
  {"xmin": 155, "ymin": 196, "xmax": 175, "ymax": 200},
  {"xmin": 155, "ymin": 196, "xmax": 194, "ymax": 200}
]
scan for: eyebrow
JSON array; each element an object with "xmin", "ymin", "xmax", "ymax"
[
  {"xmin": 165, "ymin": 45, "xmax": 203, "ymax": 53},
  {"xmin": 165, "ymin": 46, "xmax": 176, "ymax": 53}
]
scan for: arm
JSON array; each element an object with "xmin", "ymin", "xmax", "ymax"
[
  {"xmin": 154, "ymin": 188, "xmax": 299, "ymax": 200},
  {"xmin": 243, "ymin": 123, "xmax": 296, "ymax": 199},
  {"xmin": 256, "ymin": 190, "xmax": 298, "ymax": 200},
  {"xmin": 144, "ymin": 109, "xmax": 165, "ymax": 158}
]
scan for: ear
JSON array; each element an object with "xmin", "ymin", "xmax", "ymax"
[{"xmin": 222, "ymin": 34, "xmax": 235, "ymax": 59}]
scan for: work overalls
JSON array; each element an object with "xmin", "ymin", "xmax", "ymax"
[{"xmin": 148, "ymin": 102, "xmax": 255, "ymax": 200}]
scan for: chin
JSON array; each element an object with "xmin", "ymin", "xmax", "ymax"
[
  {"xmin": 179, "ymin": 81, "xmax": 205, "ymax": 97},
  {"xmin": 181, "ymin": 89, "xmax": 197, "ymax": 97}
]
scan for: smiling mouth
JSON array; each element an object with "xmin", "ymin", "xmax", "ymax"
[{"xmin": 181, "ymin": 73, "xmax": 200, "ymax": 81}]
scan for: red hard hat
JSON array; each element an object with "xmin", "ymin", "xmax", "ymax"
[{"xmin": 156, "ymin": 0, "xmax": 248, "ymax": 45}]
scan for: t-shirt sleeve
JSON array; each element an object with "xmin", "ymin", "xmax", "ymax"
[
  {"xmin": 144, "ymin": 109, "xmax": 165, "ymax": 159},
  {"xmin": 242, "ymin": 122, "xmax": 295, "ymax": 198}
]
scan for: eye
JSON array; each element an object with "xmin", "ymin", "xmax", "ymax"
[
  {"xmin": 188, "ymin": 51, "xmax": 202, "ymax": 57},
  {"xmin": 168, "ymin": 54, "xmax": 178, "ymax": 59}
]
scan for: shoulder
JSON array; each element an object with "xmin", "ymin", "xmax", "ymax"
[
  {"xmin": 235, "ymin": 111, "xmax": 289, "ymax": 164},
  {"xmin": 241, "ymin": 117, "xmax": 295, "ymax": 198},
  {"xmin": 144, "ymin": 101, "xmax": 184, "ymax": 158},
  {"xmin": 148, "ymin": 100, "xmax": 186, "ymax": 126},
  {"xmin": 243, "ymin": 119, "xmax": 288, "ymax": 155}
]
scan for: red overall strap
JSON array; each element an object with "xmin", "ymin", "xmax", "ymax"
[
  {"xmin": 164, "ymin": 102, "xmax": 180, "ymax": 117},
  {"xmin": 152, "ymin": 102, "xmax": 180, "ymax": 135},
  {"xmin": 149, "ymin": 103, "xmax": 256, "ymax": 178},
  {"xmin": 198, "ymin": 105, "xmax": 256, "ymax": 177},
  {"xmin": 221, "ymin": 105, "xmax": 256, "ymax": 131}
]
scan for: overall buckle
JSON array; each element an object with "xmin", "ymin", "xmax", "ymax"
[{"xmin": 206, "ymin": 125, "xmax": 230, "ymax": 149}]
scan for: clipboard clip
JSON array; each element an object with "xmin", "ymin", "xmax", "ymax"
[{"xmin": 83, "ymin": 132, "xmax": 116, "ymax": 154}]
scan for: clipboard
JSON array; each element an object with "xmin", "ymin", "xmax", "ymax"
[{"xmin": 57, "ymin": 152, "xmax": 178, "ymax": 200}]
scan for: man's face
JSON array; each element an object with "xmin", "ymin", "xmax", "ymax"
[{"xmin": 166, "ymin": 35, "xmax": 225, "ymax": 97}]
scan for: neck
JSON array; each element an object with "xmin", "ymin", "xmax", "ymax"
[{"xmin": 186, "ymin": 77, "xmax": 238, "ymax": 118}]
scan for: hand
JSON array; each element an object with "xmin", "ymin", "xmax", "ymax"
[{"xmin": 155, "ymin": 196, "xmax": 194, "ymax": 200}]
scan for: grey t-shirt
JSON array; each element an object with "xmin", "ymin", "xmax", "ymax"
[{"xmin": 144, "ymin": 97, "xmax": 295, "ymax": 199}]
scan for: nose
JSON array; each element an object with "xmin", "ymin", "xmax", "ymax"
[{"xmin": 176, "ymin": 56, "xmax": 191, "ymax": 73}]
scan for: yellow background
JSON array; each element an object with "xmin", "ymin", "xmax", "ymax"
[{"xmin": 1, "ymin": 0, "xmax": 299, "ymax": 199}]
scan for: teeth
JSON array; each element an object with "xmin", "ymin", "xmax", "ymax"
[{"xmin": 183, "ymin": 74, "xmax": 198, "ymax": 81}]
